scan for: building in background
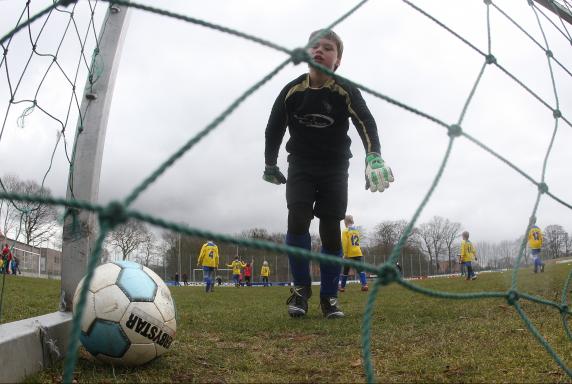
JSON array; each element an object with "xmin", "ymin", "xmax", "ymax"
[{"xmin": 0, "ymin": 236, "xmax": 61, "ymax": 278}]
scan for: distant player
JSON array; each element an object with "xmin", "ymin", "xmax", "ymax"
[
  {"xmin": 460, "ymin": 231, "xmax": 477, "ymax": 280},
  {"xmin": 2, "ymin": 243, "xmax": 11, "ymax": 274},
  {"xmin": 263, "ymin": 29, "xmax": 394, "ymax": 319},
  {"xmin": 197, "ymin": 240, "xmax": 219, "ymax": 293},
  {"xmin": 528, "ymin": 219, "xmax": 544, "ymax": 273},
  {"xmin": 339, "ymin": 215, "xmax": 368, "ymax": 292},
  {"xmin": 260, "ymin": 261, "xmax": 271, "ymax": 287},
  {"xmin": 244, "ymin": 262, "xmax": 253, "ymax": 287},
  {"xmin": 227, "ymin": 256, "xmax": 246, "ymax": 287}
]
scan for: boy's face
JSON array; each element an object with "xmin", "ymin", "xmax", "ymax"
[{"xmin": 308, "ymin": 37, "xmax": 340, "ymax": 71}]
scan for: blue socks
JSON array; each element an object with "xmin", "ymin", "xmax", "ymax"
[
  {"xmin": 340, "ymin": 274, "xmax": 348, "ymax": 288},
  {"xmin": 286, "ymin": 233, "xmax": 342, "ymax": 297},
  {"xmin": 320, "ymin": 248, "xmax": 342, "ymax": 297},
  {"xmin": 286, "ymin": 232, "xmax": 312, "ymax": 286},
  {"xmin": 359, "ymin": 271, "xmax": 367, "ymax": 286}
]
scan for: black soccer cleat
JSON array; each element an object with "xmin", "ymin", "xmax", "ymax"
[
  {"xmin": 320, "ymin": 296, "xmax": 345, "ymax": 319},
  {"xmin": 286, "ymin": 286, "xmax": 312, "ymax": 317}
]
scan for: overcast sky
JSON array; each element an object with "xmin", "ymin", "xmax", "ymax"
[{"xmin": 1, "ymin": 0, "xmax": 571, "ymax": 244}]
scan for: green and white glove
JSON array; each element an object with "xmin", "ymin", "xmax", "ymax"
[
  {"xmin": 365, "ymin": 153, "xmax": 394, "ymax": 192},
  {"xmin": 263, "ymin": 165, "xmax": 286, "ymax": 185}
]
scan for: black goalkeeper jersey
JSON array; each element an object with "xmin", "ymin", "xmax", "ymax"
[{"xmin": 264, "ymin": 73, "xmax": 381, "ymax": 165}]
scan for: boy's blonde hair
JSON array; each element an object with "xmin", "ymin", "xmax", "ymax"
[
  {"xmin": 344, "ymin": 215, "xmax": 354, "ymax": 227},
  {"xmin": 263, "ymin": 260, "xmax": 268, "ymax": 266},
  {"xmin": 308, "ymin": 29, "xmax": 344, "ymax": 60}
]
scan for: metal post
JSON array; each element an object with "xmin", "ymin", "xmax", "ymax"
[
  {"xmin": 533, "ymin": 0, "xmax": 572, "ymax": 25},
  {"xmin": 163, "ymin": 251, "xmax": 166, "ymax": 280},
  {"xmin": 177, "ymin": 233, "xmax": 181, "ymax": 284},
  {"xmin": 60, "ymin": 3, "xmax": 131, "ymax": 311}
]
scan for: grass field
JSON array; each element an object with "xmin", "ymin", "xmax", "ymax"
[{"xmin": 3, "ymin": 262, "xmax": 572, "ymax": 383}]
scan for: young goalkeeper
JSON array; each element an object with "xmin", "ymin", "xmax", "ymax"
[
  {"xmin": 263, "ymin": 29, "xmax": 394, "ymax": 319},
  {"xmin": 339, "ymin": 215, "xmax": 369, "ymax": 292}
]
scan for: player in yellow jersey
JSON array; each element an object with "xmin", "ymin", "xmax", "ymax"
[
  {"xmin": 528, "ymin": 218, "xmax": 544, "ymax": 273},
  {"xmin": 227, "ymin": 256, "xmax": 246, "ymax": 287},
  {"xmin": 460, "ymin": 231, "xmax": 477, "ymax": 280},
  {"xmin": 339, "ymin": 215, "xmax": 368, "ymax": 292},
  {"xmin": 197, "ymin": 240, "xmax": 219, "ymax": 293},
  {"xmin": 260, "ymin": 260, "xmax": 271, "ymax": 287}
]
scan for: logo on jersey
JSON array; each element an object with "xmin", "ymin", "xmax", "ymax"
[{"xmin": 294, "ymin": 113, "xmax": 334, "ymax": 128}]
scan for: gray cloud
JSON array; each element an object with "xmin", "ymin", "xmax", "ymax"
[{"xmin": 1, "ymin": 0, "xmax": 571, "ymax": 244}]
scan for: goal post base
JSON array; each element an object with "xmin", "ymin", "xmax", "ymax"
[{"xmin": 0, "ymin": 311, "xmax": 72, "ymax": 383}]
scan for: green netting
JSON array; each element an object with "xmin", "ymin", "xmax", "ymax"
[{"xmin": 1, "ymin": 0, "xmax": 572, "ymax": 383}]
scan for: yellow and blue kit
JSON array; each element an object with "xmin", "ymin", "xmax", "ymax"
[
  {"xmin": 342, "ymin": 226, "xmax": 363, "ymax": 258},
  {"xmin": 261, "ymin": 264, "xmax": 271, "ymax": 287},
  {"xmin": 528, "ymin": 226, "xmax": 543, "ymax": 250},
  {"xmin": 460, "ymin": 239, "xmax": 477, "ymax": 280},
  {"xmin": 197, "ymin": 241, "xmax": 219, "ymax": 268},
  {"xmin": 227, "ymin": 259, "xmax": 246, "ymax": 286},
  {"xmin": 227, "ymin": 260, "xmax": 246, "ymax": 275},
  {"xmin": 460, "ymin": 240, "xmax": 476, "ymax": 263},
  {"xmin": 197, "ymin": 241, "xmax": 218, "ymax": 292},
  {"xmin": 340, "ymin": 226, "xmax": 367, "ymax": 288}
]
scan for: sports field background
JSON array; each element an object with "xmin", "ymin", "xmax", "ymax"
[{"xmin": 4, "ymin": 260, "xmax": 570, "ymax": 383}]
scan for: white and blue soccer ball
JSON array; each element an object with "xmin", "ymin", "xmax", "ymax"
[{"xmin": 73, "ymin": 260, "xmax": 177, "ymax": 366}]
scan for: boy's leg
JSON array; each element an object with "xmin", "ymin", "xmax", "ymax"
[
  {"xmin": 340, "ymin": 264, "xmax": 350, "ymax": 291},
  {"xmin": 285, "ymin": 231, "xmax": 312, "ymax": 317},
  {"xmin": 318, "ymin": 218, "xmax": 344, "ymax": 319},
  {"xmin": 284, "ymin": 203, "xmax": 313, "ymax": 317},
  {"xmin": 354, "ymin": 257, "xmax": 368, "ymax": 291},
  {"xmin": 286, "ymin": 232, "xmax": 312, "ymax": 286},
  {"xmin": 208, "ymin": 269, "xmax": 215, "ymax": 292},
  {"xmin": 313, "ymin": 163, "xmax": 348, "ymax": 318},
  {"xmin": 203, "ymin": 267, "xmax": 208, "ymax": 292}
]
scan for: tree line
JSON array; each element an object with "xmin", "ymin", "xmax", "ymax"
[
  {"xmin": 2, "ymin": 174, "xmax": 571, "ymax": 281},
  {"xmin": 104, "ymin": 217, "xmax": 572, "ymax": 283}
]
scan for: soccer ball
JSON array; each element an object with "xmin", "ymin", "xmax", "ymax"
[{"xmin": 73, "ymin": 260, "xmax": 177, "ymax": 366}]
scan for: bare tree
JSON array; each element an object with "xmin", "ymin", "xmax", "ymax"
[
  {"xmin": 2, "ymin": 176, "xmax": 58, "ymax": 245},
  {"xmin": 0, "ymin": 174, "xmax": 21, "ymax": 238},
  {"xmin": 442, "ymin": 219, "xmax": 461, "ymax": 273},
  {"xmin": 138, "ymin": 230, "xmax": 157, "ymax": 267},
  {"xmin": 108, "ymin": 220, "xmax": 149, "ymax": 260},
  {"xmin": 370, "ymin": 220, "xmax": 408, "ymax": 263},
  {"xmin": 544, "ymin": 224, "xmax": 567, "ymax": 259},
  {"xmin": 415, "ymin": 216, "xmax": 448, "ymax": 275}
]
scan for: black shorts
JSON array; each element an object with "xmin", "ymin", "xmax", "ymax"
[{"xmin": 286, "ymin": 157, "xmax": 349, "ymax": 220}]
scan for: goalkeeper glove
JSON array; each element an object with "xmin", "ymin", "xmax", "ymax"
[
  {"xmin": 365, "ymin": 153, "xmax": 394, "ymax": 192},
  {"xmin": 263, "ymin": 165, "xmax": 286, "ymax": 185}
]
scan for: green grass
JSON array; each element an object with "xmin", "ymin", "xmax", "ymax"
[
  {"xmin": 7, "ymin": 263, "xmax": 572, "ymax": 383},
  {"xmin": 0, "ymin": 275, "xmax": 60, "ymax": 322}
]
